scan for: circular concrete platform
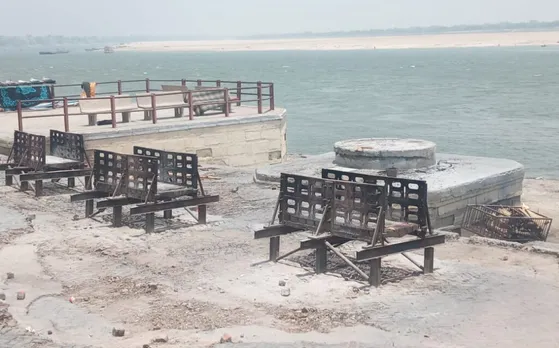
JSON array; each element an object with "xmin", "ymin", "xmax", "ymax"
[{"xmin": 333, "ymin": 138, "xmax": 436, "ymax": 170}]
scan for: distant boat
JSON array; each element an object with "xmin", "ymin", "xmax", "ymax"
[
  {"xmin": 104, "ymin": 46, "xmax": 115, "ymax": 54},
  {"xmin": 39, "ymin": 49, "xmax": 69, "ymax": 55},
  {"xmin": 85, "ymin": 47, "xmax": 102, "ymax": 52}
]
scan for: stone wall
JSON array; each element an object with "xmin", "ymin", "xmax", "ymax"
[
  {"xmin": 0, "ymin": 110, "xmax": 288, "ymax": 168},
  {"xmin": 85, "ymin": 113, "xmax": 287, "ymax": 167}
]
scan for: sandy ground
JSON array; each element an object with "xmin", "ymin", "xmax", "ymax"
[
  {"xmin": 0, "ymin": 164, "xmax": 559, "ymax": 348},
  {"xmin": 121, "ymin": 31, "xmax": 559, "ymax": 52}
]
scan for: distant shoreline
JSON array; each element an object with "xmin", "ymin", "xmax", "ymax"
[{"xmin": 121, "ymin": 30, "xmax": 559, "ymax": 52}]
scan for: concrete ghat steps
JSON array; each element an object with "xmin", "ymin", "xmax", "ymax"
[{"xmin": 254, "ymin": 152, "xmax": 525, "ymax": 229}]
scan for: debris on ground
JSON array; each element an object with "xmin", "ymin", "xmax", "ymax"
[
  {"xmin": 220, "ymin": 333, "xmax": 232, "ymax": 343},
  {"xmin": 112, "ymin": 328, "xmax": 125, "ymax": 337},
  {"xmin": 16, "ymin": 292, "xmax": 25, "ymax": 300}
]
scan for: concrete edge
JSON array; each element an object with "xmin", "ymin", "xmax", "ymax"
[
  {"xmin": 83, "ymin": 109, "xmax": 287, "ymax": 141},
  {"xmin": 437, "ymin": 229, "xmax": 559, "ymax": 258}
]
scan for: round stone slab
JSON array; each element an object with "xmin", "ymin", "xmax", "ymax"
[{"xmin": 333, "ymin": 138, "xmax": 436, "ymax": 170}]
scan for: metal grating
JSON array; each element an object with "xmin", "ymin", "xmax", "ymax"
[
  {"xmin": 133, "ymin": 146, "xmax": 198, "ymax": 190},
  {"xmin": 12, "ymin": 131, "xmax": 46, "ymax": 170},
  {"xmin": 279, "ymin": 173, "xmax": 328, "ymax": 231},
  {"xmin": 461, "ymin": 205, "xmax": 552, "ymax": 242},
  {"xmin": 93, "ymin": 150, "xmax": 127, "ymax": 195},
  {"xmin": 49, "ymin": 130, "xmax": 86, "ymax": 163},
  {"xmin": 125, "ymin": 154, "xmax": 158, "ymax": 202},
  {"xmin": 322, "ymin": 169, "xmax": 429, "ymax": 231},
  {"xmin": 12, "ymin": 130, "xmax": 29, "ymax": 166},
  {"xmin": 328, "ymin": 179, "xmax": 387, "ymax": 242}
]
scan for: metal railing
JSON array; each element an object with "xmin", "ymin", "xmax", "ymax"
[{"xmin": 13, "ymin": 78, "xmax": 275, "ymax": 132}]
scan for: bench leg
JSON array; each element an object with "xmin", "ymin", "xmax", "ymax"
[
  {"xmin": 67, "ymin": 177, "xmax": 75, "ymax": 188},
  {"xmin": 35, "ymin": 180, "xmax": 43, "ymax": 197},
  {"xmin": 369, "ymin": 258, "xmax": 382, "ymax": 287},
  {"xmin": 269, "ymin": 236, "xmax": 280, "ymax": 262},
  {"xmin": 197, "ymin": 205, "xmax": 207, "ymax": 224},
  {"xmin": 85, "ymin": 200, "xmax": 94, "ymax": 217},
  {"xmin": 121, "ymin": 112, "xmax": 130, "ymax": 123},
  {"xmin": 315, "ymin": 244, "xmax": 328, "ymax": 274},
  {"xmin": 20, "ymin": 180, "xmax": 29, "ymax": 191},
  {"xmin": 174, "ymin": 107, "xmax": 183, "ymax": 117},
  {"xmin": 5, "ymin": 174, "xmax": 12, "ymax": 186},
  {"xmin": 424, "ymin": 247, "xmax": 434, "ymax": 274},
  {"xmin": 144, "ymin": 110, "xmax": 152, "ymax": 121},
  {"xmin": 145, "ymin": 213, "xmax": 155, "ymax": 233},
  {"xmin": 113, "ymin": 206, "xmax": 123, "ymax": 227},
  {"xmin": 88, "ymin": 114, "xmax": 97, "ymax": 126},
  {"xmin": 163, "ymin": 210, "xmax": 173, "ymax": 219}
]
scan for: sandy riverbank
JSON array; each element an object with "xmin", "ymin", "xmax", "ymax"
[
  {"xmin": 0, "ymin": 161, "xmax": 559, "ymax": 347},
  {"xmin": 121, "ymin": 30, "xmax": 559, "ymax": 52}
]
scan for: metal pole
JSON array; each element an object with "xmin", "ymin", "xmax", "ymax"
[
  {"xmin": 216, "ymin": 80, "xmax": 221, "ymax": 87},
  {"xmin": 151, "ymin": 94, "xmax": 157, "ymax": 124},
  {"xmin": 117, "ymin": 80, "xmax": 122, "ymax": 95},
  {"xmin": 51, "ymin": 86, "xmax": 56, "ymax": 109},
  {"xmin": 181, "ymin": 79, "xmax": 186, "ymax": 87},
  {"xmin": 145, "ymin": 78, "xmax": 150, "ymax": 93},
  {"xmin": 236, "ymin": 81, "xmax": 242, "ymax": 106},
  {"xmin": 224, "ymin": 88, "xmax": 229, "ymax": 117},
  {"xmin": 257, "ymin": 81, "xmax": 263, "ymax": 114},
  {"xmin": 188, "ymin": 91, "xmax": 193, "ymax": 120},
  {"xmin": 63, "ymin": 97, "xmax": 69, "ymax": 132},
  {"xmin": 17, "ymin": 100, "xmax": 23, "ymax": 131},
  {"xmin": 269, "ymin": 83, "xmax": 275, "ymax": 111},
  {"xmin": 197, "ymin": 79, "xmax": 202, "ymax": 87},
  {"xmin": 110, "ymin": 96, "xmax": 116, "ymax": 128}
]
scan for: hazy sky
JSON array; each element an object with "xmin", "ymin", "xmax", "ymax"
[{"xmin": 2, "ymin": 0, "xmax": 559, "ymax": 37}]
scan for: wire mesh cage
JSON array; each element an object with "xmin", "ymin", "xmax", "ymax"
[{"xmin": 461, "ymin": 205, "xmax": 552, "ymax": 242}]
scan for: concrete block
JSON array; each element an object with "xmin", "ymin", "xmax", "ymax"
[
  {"xmin": 260, "ymin": 128, "xmax": 279, "ymax": 140},
  {"xmin": 245, "ymin": 130, "xmax": 261, "ymax": 141}
]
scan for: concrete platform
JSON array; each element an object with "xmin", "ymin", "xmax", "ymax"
[
  {"xmin": 333, "ymin": 138, "xmax": 436, "ymax": 170},
  {"xmin": 0, "ymin": 106, "xmax": 288, "ymax": 167},
  {"xmin": 254, "ymin": 152, "xmax": 525, "ymax": 228}
]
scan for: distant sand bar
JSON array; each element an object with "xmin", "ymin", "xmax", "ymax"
[{"xmin": 122, "ymin": 31, "xmax": 559, "ymax": 52}]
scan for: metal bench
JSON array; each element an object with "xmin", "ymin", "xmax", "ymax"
[
  {"xmin": 0, "ymin": 130, "xmax": 92, "ymax": 196},
  {"xmin": 254, "ymin": 173, "xmax": 445, "ymax": 287},
  {"xmin": 136, "ymin": 92, "xmax": 189, "ymax": 119},
  {"xmin": 70, "ymin": 148, "xmax": 219, "ymax": 232},
  {"xmin": 78, "ymin": 95, "xmax": 138, "ymax": 125},
  {"xmin": 321, "ymin": 169, "xmax": 432, "ymax": 237},
  {"xmin": 193, "ymin": 87, "xmax": 238, "ymax": 115}
]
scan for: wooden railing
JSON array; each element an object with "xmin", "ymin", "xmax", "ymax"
[{"xmin": 14, "ymin": 78, "xmax": 275, "ymax": 132}]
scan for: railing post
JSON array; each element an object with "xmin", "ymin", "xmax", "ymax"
[
  {"xmin": 236, "ymin": 81, "xmax": 242, "ymax": 106},
  {"xmin": 145, "ymin": 78, "xmax": 150, "ymax": 93},
  {"xmin": 188, "ymin": 91, "xmax": 193, "ymax": 120},
  {"xmin": 197, "ymin": 79, "xmax": 202, "ymax": 87},
  {"xmin": 181, "ymin": 79, "xmax": 186, "ymax": 87},
  {"xmin": 117, "ymin": 80, "xmax": 122, "ymax": 95},
  {"xmin": 151, "ymin": 93, "xmax": 157, "ymax": 124},
  {"xmin": 257, "ymin": 81, "xmax": 263, "ymax": 114},
  {"xmin": 110, "ymin": 96, "xmax": 116, "ymax": 128},
  {"xmin": 17, "ymin": 100, "xmax": 23, "ymax": 131},
  {"xmin": 269, "ymin": 83, "xmax": 275, "ymax": 111},
  {"xmin": 63, "ymin": 97, "xmax": 69, "ymax": 132},
  {"xmin": 224, "ymin": 88, "xmax": 229, "ymax": 117},
  {"xmin": 216, "ymin": 80, "xmax": 221, "ymax": 87},
  {"xmin": 51, "ymin": 86, "xmax": 56, "ymax": 109}
]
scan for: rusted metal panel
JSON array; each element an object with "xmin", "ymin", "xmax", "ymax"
[
  {"xmin": 133, "ymin": 146, "xmax": 199, "ymax": 191},
  {"xmin": 49, "ymin": 130, "xmax": 86, "ymax": 163},
  {"xmin": 278, "ymin": 173, "xmax": 328, "ymax": 231},
  {"xmin": 322, "ymin": 169, "xmax": 430, "ymax": 233},
  {"xmin": 93, "ymin": 150, "xmax": 127, "ymax": 194},
  {"xmin": 125, "ymin": 154, "xmax": 158, "ymax": 201}
]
